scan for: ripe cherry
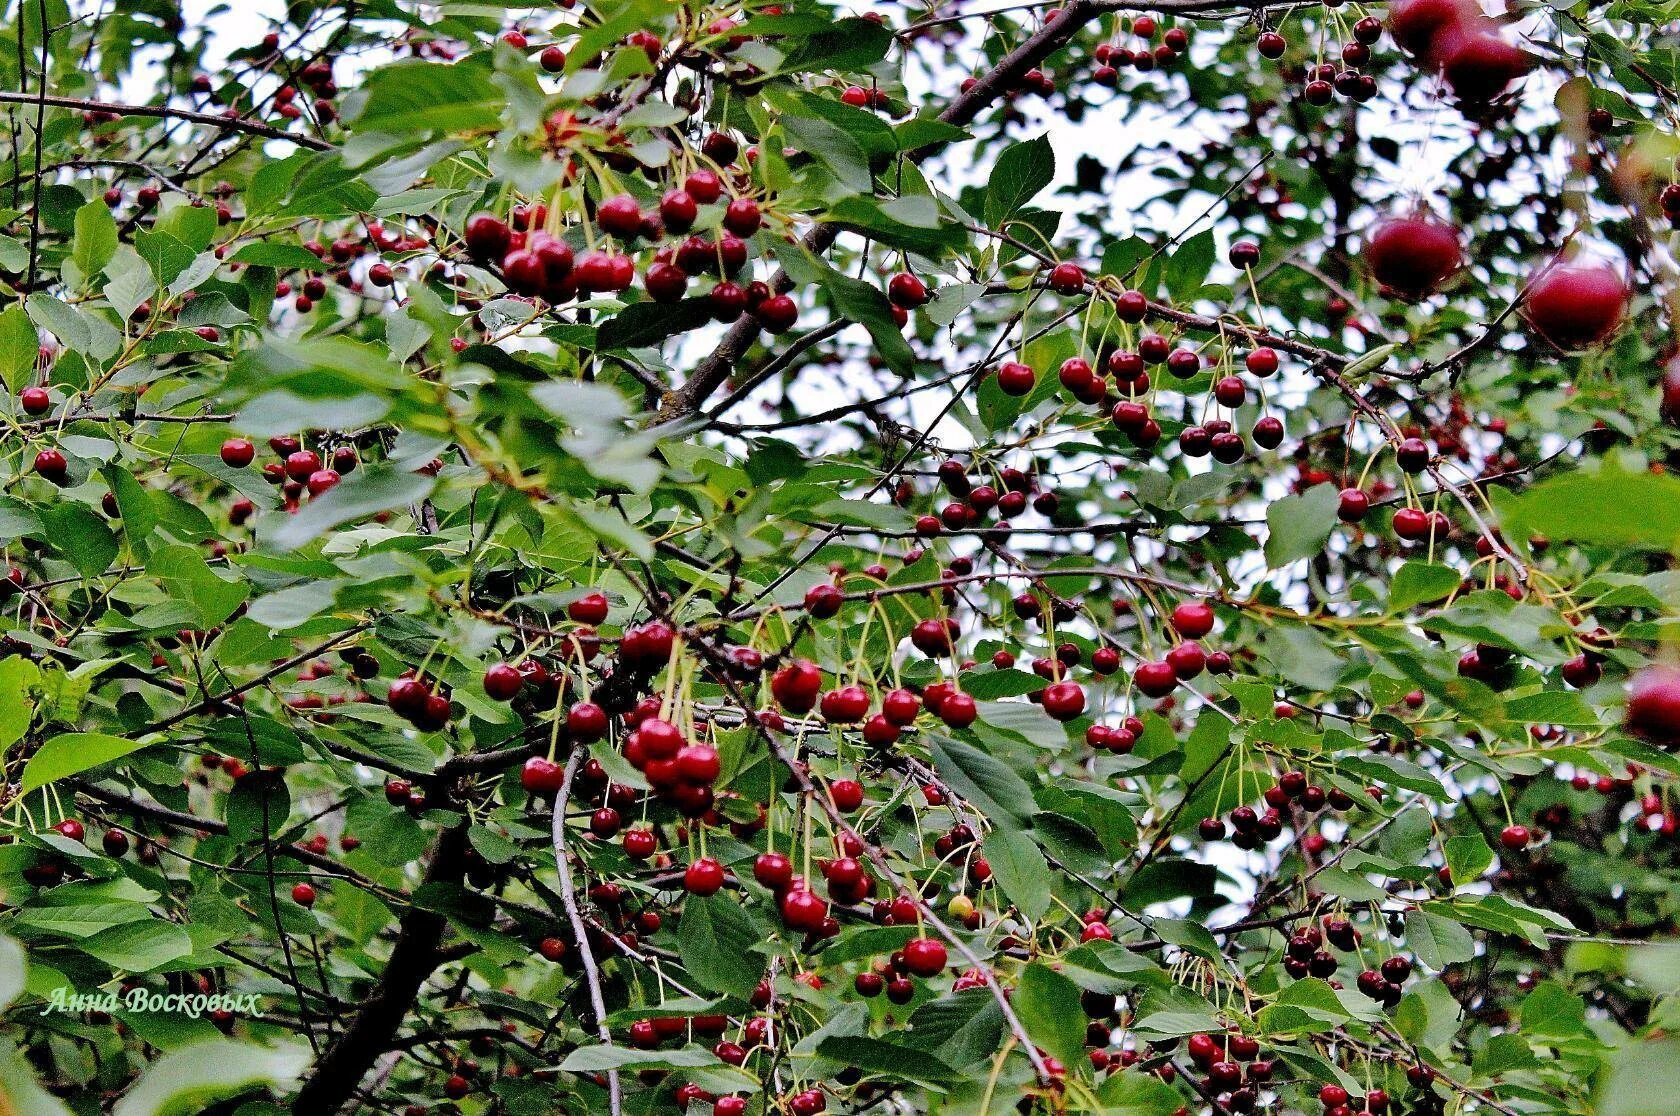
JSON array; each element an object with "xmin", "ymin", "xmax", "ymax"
[
  {"xmin": 291, "ymin": 883, "xmax": 317, "ymax": 907},
  {"xmin": 996, "ymin": 360, "xmax": 1036, "ymax": 395},
  {"xmin": 521, "ymin": 756, "xmax": 566, "ymax": 795},
  {"xmin": 18, "ymin": 386, "xmax": 49, "ymax": 414},
  {"xmin": 33, "ymin": 449, "xmax": 67, "ymax": 484},
  {"xmin": 1041, "ymin": 261, "xmax": 1084, "ymax": 294},
  {"xmin": 830, "ymin": 778, "xmax": 865, "ymax": 812},
  {"xmin": 1337, "ymin": 488, "xmax": 1370, "ymax": 522},
  {"xmin": 220, "ymin": 438, "xmax": 255, "ymax": 467},
  {"xmin": 754, "ymin": 852, "xmax": 794, "ymax": 890},
  {"xmin": 1364, "ymin": 211, "xmax": 1463, "ymax": 299},
  {"xmin": 887, "ymin": 272, "xmax": 929, "ymax": 309},
  {"xmin": 1626, "ymin": 664, "xmax": 1680, "ymax": 744},
  {"xmin": 1134, "ymin": 660, "xmax": 1178, "ymax": 697},
  {"xmin": 685, "ymin": 857, "xmax": 726, "ymax": 896},
  {"xmin": 1522, "ymin": 257, "xmax": 1628, "ymax": 350},
  {"xmin": 902, "ymin": 937, "xmax": 947, "ymax": 976},
  {"xmin": 1172, "ymin": 600, "xmax": 1216, "ymax": 638},
  {"xmin": 1041, "ymin": 680, "xmax": 1086, "ymax": 721},
  {"xmin": 482, "ymin": 662, "xmax": 523, "ymax": 700}
]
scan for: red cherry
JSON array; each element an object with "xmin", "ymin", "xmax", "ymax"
[
  {"xmin": 1436, "ymin": 26, "xmax": 1532, "ymax": 103},
  {"xmin": 722, "ymin": 197, "xmax": 762, "ymax": 237},
  {"xmin": 887, "ymin": 271, "xmax": 929, "ymax": 309},
  {"xmin": 568, "ymin": 591, "xmax": 610, "ymax": 624},
  {"xmin": 996, "ymin": 361, "xmax": 1035, "ymax": 395},
  {"xmin": 33, "ymin": 449, "xmax": 67, "ymax": 484},
  {"xmin": 938, "ymin": 692, "xmax": 977, "ymax": 727},
  {"xmin": 830, "ymin": 778, "xmax": 865, "ymax": 812},
  {"xmin": 1627, "ymin": 664, "xmax": 1680, "ymax": 744},
  {"xmin": 901, "ymin": 937, "xmax": 947, "ymax": 976},
  {"xmin": 1522, "ymin": 257, "xmax": 1628, "ymax": 350},
  {"xmin": 676, "ymin": 743, "xmax": 720, "ymax": 784},
  {"xmin": 1337, "ymin": 488, "xmax": 1370, "ymax": 522},
  {"xmin": 685, "ymin": 857, "xmax": 726, "ymax": 895},
  {"xmin": 1499, "ymin": 824, "xmax": 1530, "ymax": 850},
  {"xmin": 754, "ymin": 852, "xmax": 794, "ymax": 890},
  {"xmin": 1047, "ymin": 261, "xmax": 1085, "ymax": 293},
  {"xmin": 220, "ymin": 438, "xmax": 255, "ymax": 467},
  {"xmin": 780, "ymin": 887, "xmax": 828, "ymax": 931},
  {"xmin": 1363, "ymin": 211, "xmax": 1464, "ymax": 300},
  {"xmin": 19, "ymin": 386, "xmax": 50, "ymax": 415},
  {"xmin": 1166, "ymin": 641, "xmax": 1207, "ymax": 680},
  {"xmin": 291, "ymin": 883, "xmax": 317, "ymax": 907},
  {"xmin": 1134, "ymin": 660, "xmax": 1178, "ymax": 697},
  {"xmin": 1040, "ymin": 680, "xmax": 1086, "ymax": 721},
  {"xmin": 881, "ymin": 688, "xmax": 921, "ymax": 725},
  {"xmin": 1172, "ymin": 600, "xmax": 1216, "ymax": 638},
  {"xmin": 597, "ymin": 194, "xmax": 643, "ymax": 238},
  {"xmin": 521, "ymin": 756, "xmax": 567, "ymax": 795},
  {"xmin": 483, "ymin": 663, "xmax": 523, "ymax": 701}
]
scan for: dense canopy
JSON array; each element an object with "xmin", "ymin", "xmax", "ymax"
[{"xmin": 2, "ymin": 0, "xmax": 1680, "ymax": 1113}]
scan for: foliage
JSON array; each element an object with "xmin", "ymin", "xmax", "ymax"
[{"xmin": 0, "ymin": 0, "xmax": 1678, "ymax": 1113}]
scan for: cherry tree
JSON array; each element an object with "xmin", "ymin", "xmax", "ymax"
[{"xmin": 0, "ymin": 0, "xmax": 1678, "ymax": 1113}]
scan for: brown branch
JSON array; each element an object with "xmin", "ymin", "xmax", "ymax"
[
  {"xmin": 289, "ymin": 821, "xmax": 470, "ymax": 1112},
  {"xmin": 654, "ymin": 0, "xmax": 1108, "ymax": 423},
  {"xmin": 0, "ymin": 91, "xmax": 333, "ymax": 152}
]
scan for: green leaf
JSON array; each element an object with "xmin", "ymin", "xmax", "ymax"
[
  {"xmin": 41, "ymin": 502, "xmax": 118, "ymax": 579},
  {"xmin": 146, "ymin": 544, "xmax": 248, "ymax": 626},
  {"xmin": 0, "ymin": 656, "xmax": 40, "ymax": 751},
  {"xmin": 1498, "ymin": 454, "xmax": 1680, "ymax": 551},
  {"xmin": 224, "ymin": 769, "xmax": 291, "ymax": 839},
  {"xmin": 985, "ymin": 135, "xmax": 1055, "ymax": 227},
  {"xmin": 0, "ymin": 305, "xmax": 36, "ymax": 391},
  {"xmin": 110, "ymin": 1039, "xmax": 310, "ymax": 1116},
  {"xmin": 20, "ymin": 732, "xmax": 150, "ymax": 795},
  {"xmin": 0, "ymin": 936, "xmax": 23, "ymax": 1011},
  {"xmin": 267, "ymin": 466, "xmax": 435, "ymax": 551},
  {"xmin": 558, "ymin": 1045, "xmax": 721, "ymax": 1072},
  {"xmin": 1264, "ymin": 483, "xmax": 1338, "ymax": 567},
  {"xmin": 1444, "ymin": 833, "xmax": 1494, "ymax": 886},
  {"xmin": 101, "ymin": 464, "xmax": 159, "ymax": 544},
  {"xmin": 1389, "ymin": 561, "xmax": 1461, "ymax": 611},
  {"xmin": 1405, "ymin": 908, "xmax": 1476, "ymax": 969},
  {"xmin": 675, "ymin": 894, "xmax": 767, "ymax": 998},
  {"xmin": 928, "ymin": 735, "xmax": 1034, "ymax": 826},
  {"xmin": 774, "ymin": 16, "xmax": 894, "ymax": 73},
  {"xmin": 595, "ymin": 300, "xmax": 712, "ymax": 350},
  {"xmin": 982, "ymin": 827, "xmax": 1051, "ymax": 923},
  {"xmin": 813, "ymin": 1036, "xmax": 959, "ymax": 1084},
  {"xmin": 72, "ymin": 199, "xmax": 118, "ymax": 278},
  {"xmin": 78, "ymin": 920, "xmax": 194, "ymax": 972},
  {"xmin": 1015, "ymin": 963, "xmax": 1085, "ymax": 1066},
  {"xmin": 15, "ymin": 901, "xmax": 153, "ymax": 938},
  {"xmin": 346, "ymin": 60, "xmax": 505, "ymax": 137},
  {"xmin": 0, "ymin": 1037, "xmax": 74, "ymax": 1116}
]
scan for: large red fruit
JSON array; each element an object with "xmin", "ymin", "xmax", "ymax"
[
  {"xmin": 770, "ymin": 659, "xmax": 823, "ymax": 712},
  {"xmin": 901, "ymin": 936, "xmax": 948, "ymax": 976},
  {"xmin": 1627, "ymin": 664, "xmax": 1680, "ymax": 745},
  {"xmin": 684, "ymin": 857, "xmax": 726, "ymax": 896},
  {"xmin": 1436, "ymin": 27, "xmax": 1532, "ymax": 103},
  {"xmin": 1362, "ymin": 212, "xmax": 1463, "ymax": 300},
  {"xmin": 521, "ymin": 756, "xmax": 567, "ymax": 795},
  {"xmin": 1522, "ymin": 257, "xmax": 1627, "ymax": 350},
  {"xmin": 1387, "ymin": 0, "xmax": 1476, "ymax": 56},
  {"xmin": 1041, "ymin": 681, "xmax": 1086, "ymax": 722}
]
